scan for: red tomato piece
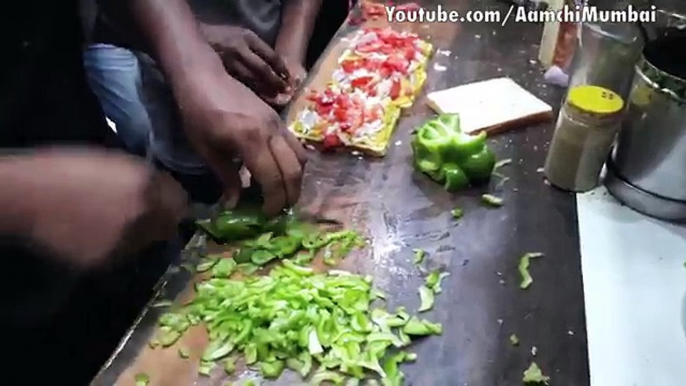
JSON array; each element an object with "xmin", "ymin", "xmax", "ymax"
[
  {"xmin": 334, "ymin": 107, "xmax": 348, "ymax": 122},
  {"xmin": 351, "ymin": 76, "xmax": 374, "ymax": 88},
  {"xmin": 339, "ymin": 122, "xmax": 352, "ymax": 132},
  {"xmin": 390, "ymin": 79, "xmax": 401, "ymax": 99},
  {"xmin": 356, "ymin": 41, "xmax": 382, "ymax": 54},
  {"xmin": 341, "ymin": 59, "xmax": 360, "ymax": 73},
  {"xmin": 323, "ymin": 133, "xmax": 343, "ymax": 149},
  {"xmin": 315, "ymin": 104, "xmax": 332, "ymax": 116}
]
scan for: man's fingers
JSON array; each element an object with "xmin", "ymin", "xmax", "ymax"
[
  {"xmin": 281, "ymin": 129, "xmax": 309, "ymax": 166},
  {"xmin": 241, "ymin": 143, "xmax": 287, "ymax": 217},
  {"xmin": 246, "ymin": 33, "xmax": 290, "ymax": 79},
  {"xmin": 239, "ymin": 51, "xmax": 289, "ymax": 94},
  {"xmin": 226, "ymin": 60, "xmax": 262, "ymax": 92},
  {"xmin": 206, "ymin": 153, "xmax": 242, "ymax": 209},
  {"xmin": 269, "ymin": 135, "xmax": 304, "ymax": 207}
]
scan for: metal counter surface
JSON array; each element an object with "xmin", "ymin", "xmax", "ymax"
[{"xmin": 92, "ymin": 1, "xmax": 589, "ymax": 385}]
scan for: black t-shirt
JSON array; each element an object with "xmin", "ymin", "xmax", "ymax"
[{"xmin": 0, "ymin": 0, "xmax": 117, "ymax": 329}]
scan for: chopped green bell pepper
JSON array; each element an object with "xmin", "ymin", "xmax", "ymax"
[
  {"xmin": 411, "ymin": 114, "xmax": 497, "ymax": 191},
  {"xmin": 197, "ymin": 207, "xmax": 268, "ymax": 242}
]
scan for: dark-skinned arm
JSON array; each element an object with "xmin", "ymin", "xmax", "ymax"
[
  {"xmin": 96, "ymin": 0, "xmax": 309, "ymax": 216},
  {"xmin": 0, "ymin": 159, "xmax": 33, "ymax": 236},
  {"xmin": 275, "ymin": 0, "xmax": 323, "ymax": 67},
  {"xmin": 96, "ymin": 0, "xmax": 229, "ymax": 93}
]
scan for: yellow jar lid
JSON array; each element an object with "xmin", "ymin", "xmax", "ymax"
[{"xmin": 567, "ymin": 85, "xmax": 624, "ymax": 115}]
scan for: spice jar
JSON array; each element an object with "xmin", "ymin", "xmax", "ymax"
[{"xmin": 544, "ymin": 85, "xmax": 625, "ymax": 192}]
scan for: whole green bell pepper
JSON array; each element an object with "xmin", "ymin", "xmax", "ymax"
[{"xmin": 411, "ymin": 114, "xmax": 496, "ymax": 191}]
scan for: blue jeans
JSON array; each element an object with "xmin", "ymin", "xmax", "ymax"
[
  {"xmin": 83, "ymin": 45, "xmax": 222, "ymax": 203},
  {"xmin": 83, "ymin": 44, "xmax": 151, "ymax": 156}
]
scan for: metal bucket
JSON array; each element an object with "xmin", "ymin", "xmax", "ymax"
[{"xmin": 606, "ymin": 33, "xmax": 686, "ymax": 222}]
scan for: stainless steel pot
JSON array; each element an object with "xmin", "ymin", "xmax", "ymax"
[{"xmin": 606, "ymin": 34, "xmax": 686, "ymax": 221}]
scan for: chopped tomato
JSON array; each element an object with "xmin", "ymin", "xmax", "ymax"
[
  {"xmin": 351, "ymin": 75, "xmax": 374, "ymax": 89},
  {"xmin": 334, "ymin": 106, "xmax": 348, "ymax": 122},
  {"xmin": 369, "ymin": 105, "xmax": 383, "ymax": 121},
  {"xmin": 405, "ymin": 47, "xmax": 417, "ymax": 60},
  {"xmin": 323, "ymin": 133, "xmax": 343, "ymax": 149},
  {"xmin": 341, "ymin": 58, "xmax": 364, "ymax": 73},
  {"xmin": 315, "ymin": 103, "xmax": 332, "ymax": 116},
  {"xmin": 356, "ymin": 41, "xmax": 382, "ymax": 54},
  {"xmin": 351, "ymin": 112, "xmax": 364, "ymax": 131},
  {"xmin": 385, "ymin": 56, "xmax": 410, "ymax": 73},
  {"xmin": 390, "ymin": 79, "xmax": 401, "ymax": 99},
  {"xmin": 362, "ymin": 2, "xmax": 386, "ymax": 17}
]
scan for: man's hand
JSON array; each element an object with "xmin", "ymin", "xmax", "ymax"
[
  {"xmin": 0, "ymin": 149, "xmax": 188, "ymax": 268},
  {"xmin": 114, "ymin": 0, "xmax": 307, "ymax": 215},
  {"xmin": 177, "ymin": 71, "xmax": 308, "ymax": 216},
  {"xmin": 200, "ymin": 24, "xmax": 294, "ymax": 103},
  {"xmin": 282, "ymin": 57, "xmax": 307, "ymax": 90}
]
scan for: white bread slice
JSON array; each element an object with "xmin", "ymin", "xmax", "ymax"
[{"xmin": 426, "ymin": 77, "xmax": 553, "ymax": 135}]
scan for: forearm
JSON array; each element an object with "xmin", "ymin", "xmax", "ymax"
[
  {"xmin": 0, "ymin": 157, "xmax": 35, "ymax": 237},
  {"xmin": 97, "ymin": 0, "xmax": 227, "ymax": 92},
  {"xmin": 275, "ymin": 0, "xmax": 322, "ymax": 64}
]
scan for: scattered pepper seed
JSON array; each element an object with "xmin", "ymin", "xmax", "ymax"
[
  {"xmin": 510, "ymin": 334, "xmax": 520, "ymax": 346},
  {"xmin": 531, "ymin": 346, "xmax": 538, "ymax": 356}
]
